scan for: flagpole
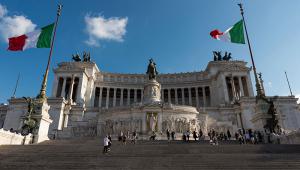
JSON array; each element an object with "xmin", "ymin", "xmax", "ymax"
[
  {"xmin": 12, "ymin": 72, "xmax": 20, "ymax": 98},
  {"xmin": 284, "ymin": 71, "xmax": 293, "ymax": 96},
  {"xmin": 37, "ymin": 4, "xmax": 62, "ymax": 101},
  {"xmin": 238, "ymin": 3, "xmax": 264, "ymax": 98}
]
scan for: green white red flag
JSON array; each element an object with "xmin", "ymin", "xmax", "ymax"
[
  {"xmin": 8, "ymin": 23, "xmax": 54, "ymax": 51},
  {"xmin": 210, "ymin": 20, "xmax": 245, "ymax": 44}
]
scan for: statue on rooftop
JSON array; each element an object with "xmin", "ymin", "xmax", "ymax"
[
  {"xmin": 72, "ymin": 53, "xmax": 81, "ymax": 62},
  {"xmin": 146, "ymin": 58, "xmax": 158, "ymax": 80},
  {"xmin": 83, "ymin": 51, "xmax": 91, "ymax": 62},
  {"xmin": 213, "ymin": 51, "xmax": 232, "ymax": 61}
]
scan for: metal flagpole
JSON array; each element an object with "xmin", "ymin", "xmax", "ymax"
[
  {"xmin": 12, "ymin": 72, "xmax": 20, "ymax": 98},
  {"xmin": 37, "ymin": 4, "xmax": 62, "ymax": 101},
  {"xmin": 284, "ymin": 71, "xmax": 293, "ymax": 96},
  {"xmin": 238, "ymin": 3, "xmax": 264, "ymax": 98}
]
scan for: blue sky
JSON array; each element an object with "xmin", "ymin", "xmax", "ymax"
[{"xmin": 0, "ymin": 0, "xmax": 299, "ymax": 103}]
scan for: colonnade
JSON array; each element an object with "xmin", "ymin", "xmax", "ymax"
[
  {"xmin": 56, "ymin": 76, "xmax": 80, "ymax": 102},
  {"xmin": 93, "ymin": 86, "xmax": 211, "ymax": 108},
  {"xmin": 224, "ymin": 76, "xmax": 249, "ymax": 102}
]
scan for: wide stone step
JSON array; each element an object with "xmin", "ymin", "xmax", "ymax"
[{"xmin": 1, "ymin": 139, "xmax": 300, "ymax": 169}]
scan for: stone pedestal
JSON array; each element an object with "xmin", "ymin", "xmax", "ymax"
[
  {"xmin": 143, "ymin": 79, "xmax": 161, "ymax": 104},
  {"xmin": 32, "ymin": 99, "xmax": 53, "ymax": 143},
  {"xmin": 251, "ymin": 99, "xmax": 271, "ymax": 131}
]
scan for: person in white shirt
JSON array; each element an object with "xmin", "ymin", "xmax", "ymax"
[{"xmin": 103, "ymin": 135, "xmax": 109, "ymax": 154}]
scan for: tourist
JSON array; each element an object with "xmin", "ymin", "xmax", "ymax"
[
  {"xmin": 213, "ymin": 136, "xmax": 218, "ymax": 145},
  {"xmin": 122, "ymin": 133, "xmax": 127, "ymax": 145},
  {"xmin": 238, "ymin": 133, "xmax": 244, "ymax": 144},
  {"xmin": 193, "ymin": 131, "xmax": 197, "ymax": 141},
  {"xmin": 182, "ymin": 132, "xmax": 186, "ymax": 141},
  {"xmin": 150, "ymin": 131, "xmax": 156, "ymax": 140},
  {"xmin": 186, "ymin": 131, "xmax": 190, "ymax": 141},
  {"xmin": 108, "ymin": 134, "xmax": 112, "ymax": 151},
  {"xmin": 132, "ymin": 130, "xmax": 137, "ymax": 144},
  {"xmin": 166, "ymin": 129, "xmax": 170, "ymax": 141},
  {"xmin": 171, "ymin": 131, "xmax": 175, "ymax": 140},
  {"xmin": 198, "ymin": 129, "xmax": 203, "ymax": 140},
  {"xmin": 208, "ymin": 130, "xmax": 212, "ymax": 140},
  {"xmin": 212, "ymin": 129, "xmax": 216, "ymax": 139},
  {"xmin": 245, "ymin": 131, "xmax": 250, "ymax": 144},
  {"xmin": 103, "ymin": 135, "xmax": 109, "ymax": 154},
  {"xmin": 118, "ymin": 131, "xmax": 123, "ymax": 142},
  {"xmin": 227, "ymin": 129, "xmax": 231, "ymax": 140},
  {"xmin": 235, "ymin": 132, "xmax": 239, "ymax": 140}
]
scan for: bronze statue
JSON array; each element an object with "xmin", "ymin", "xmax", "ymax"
[
  {"xmin": 223, "ymin": 52, "xmax": 232, "ymax": 61},
  {"xmin": 82, "ymin": 51, "xmax": 91, "ymax": 62},
  {"xmin": 213, "ymin": 51, "xmax": 232, "ymax": 61},
  {"xmin": 72, "ymin": 53, "xmax": 81, "ymax": 62},
  {"xmin": 146, "ymin": 58, "xmax": 158, "ymax": 80},
  {"xmin": 21, "ymin": 97, "xmax": 37, "ymax": 136},
  {"xmin": 264, "ymin": 99, "xmax": 280, "ymax": 133}
]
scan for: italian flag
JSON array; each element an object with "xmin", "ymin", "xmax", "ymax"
[
  {"xmin": 8, "ymin": 23, "xmax": 54, "ymax": 51},
  {"xmin": 210, "ymin": 20, "xmax": 245, "ymax": 44}
]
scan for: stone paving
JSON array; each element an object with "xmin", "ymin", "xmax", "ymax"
[{"xmin": 1, "ymin": 139, "xmax": 300, "ymax": 170}]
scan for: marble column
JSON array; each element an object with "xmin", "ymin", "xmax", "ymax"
[
  {"xmin": 188, "ymin": 88, "xmax": 192, "ymax": 105},
  {"xmin": 61, "ymin": 77, "xmax": 66, "ymax": 98},
  {"xmin": 52, "ymin": 76, "xmax": 59, "ymax": 97},
  {"xmin": 168, "ymin": 89, "xmax": 171, "ymax": 104},
  {"xmin": 181, "ymin": 88, "xmax": 185, "ymax": 105},
  {"xmin": 106, "ymin": 88, "xmax": 110, "ymax": 108},
  {"xmin": 113, "ymin": 88, "xmax": 117, "ymax": 107},
  {"xmin": 175, "ymin": 88, "xmax": 178, "ymax": 105},
  {"xmin": 195, "ymin": 87, "xmax": 199, "ymax": 108},
  {"xmin": 76, "ymin": 77, "xmax": 83, "ymax": 105},
  {"xmin": 246, "ymin": 74, "xmax": 254, "ymax": 96},
  {"xmin": 134, "ymin": 89, "xmax": 137, "ymax": 103},
  {"xmin": 238, "ymin": 76, "xmax": 245, "ymax": 97},
  {"xmin": 99, "ymin": 87, "xmax": 103, "ymax": 107},
  {"xmin": 127, "ymin": 89, "xmax": 130, "ymax": 106},
  {"xmin": 202, "ymin": 87, "xmax": 206, "ymax": 107},
  {"xmin": 222, "ymin": 75, "xmax": 230, "ymax": 103},
  {"xmin": 161, "ymin": 89, "xmax": 164, "ymax": 102},
  {"xmin": 141, "ymin": 89, "xmax": 144, "ymax": 103},
  {"xmin": 68, "ymin": 76, "xmax": 75, "ymax": 102},
  {"xmin": 120, "ymin": 88, "xmax": 124, "ymax": 106}
]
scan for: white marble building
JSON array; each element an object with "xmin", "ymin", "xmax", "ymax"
[{"xmin": 1, "ymin": 59, "xmax": 300, "ymax": 140}]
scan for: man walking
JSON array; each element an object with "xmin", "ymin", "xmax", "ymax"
[{"xmin": 103, "ymin": 135, "xmax": 110, "ymax": 154}]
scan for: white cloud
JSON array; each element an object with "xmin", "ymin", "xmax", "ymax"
[
  {"xmin": 0, "ymin": 3, "xmax": 36, "ymax": 42},
  {"xmin": 84, "ymin": 14, "xmax": 128, "ymax": 47},
  {"xmin": 0, "ymin": 4, "xmax": 7, "ymax": 18}
]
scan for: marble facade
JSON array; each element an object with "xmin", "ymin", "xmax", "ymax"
[{"xmin": 1, "ymin": 59, "xmax": 300, "ymax": 140}]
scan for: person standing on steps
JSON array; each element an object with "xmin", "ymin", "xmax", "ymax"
[
  {"xmin": 171, "ymin": 131, "xmax": 175, "ymax": 140},
  {"xmin": 227, "ymin": 129, "xmax": 231, "ymax": 140},
  {"xmin": 198, "ymin": 129, "xmax": 203, "ymax": 141},
  {"xmin": 132, "ymin": 130, "xmax": 137, "ymax": 144},
  {"xmin": 108, "ymin": 134, "xmax": 112, "ymax": 151},
  {"xmin": 193, "ymin": 130, "xmax": 197, "ymax": 141},
  {"xmin": 103, "ymin": 135, "xmax": 110, "ymax": 154},
  {"xmin": 166, "ymin": 129, "xmax": 170, "ymax": 141}
]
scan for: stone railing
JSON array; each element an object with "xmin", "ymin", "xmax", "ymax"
[
  {"xmin": 279, "ymin": 129, "xmax": 300, "ymax": 144},
  {"xmin": 0, "ymin": 128, "xmax": 32, "ymax": 145}
]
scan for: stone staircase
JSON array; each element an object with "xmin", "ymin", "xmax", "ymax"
[{"xmin": 1, "ymin": 139, "xmax": 300, "ymax": 169}]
